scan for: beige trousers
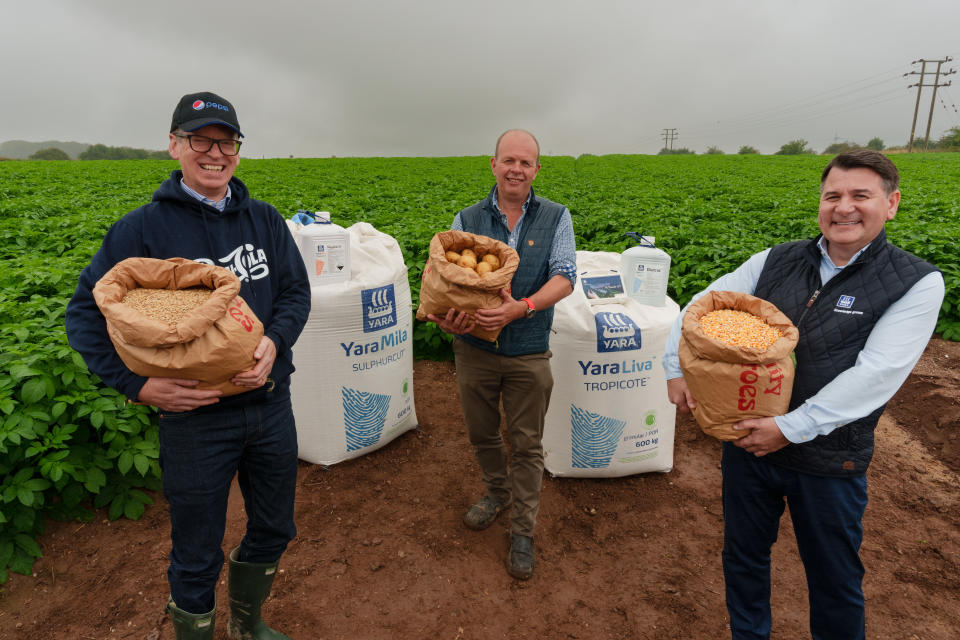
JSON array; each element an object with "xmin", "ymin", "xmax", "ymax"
[{"xmin": 453, "ymin": 339, "xmax": 554, "ymax": 537}]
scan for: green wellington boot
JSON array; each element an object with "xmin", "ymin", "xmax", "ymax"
[
  {"xmin": 166, "ymin": 598, "xmax": 216, "ymax": 640},
  {"xmin": 226, "ymin": 547, "xmax": 291, "ymax": 640}
]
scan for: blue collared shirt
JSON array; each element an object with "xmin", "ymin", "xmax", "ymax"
[
  {"xmin": 661, "ymin": 237, "xmax": 944, "ymax": 443},
  {"xmin": 179, "ymin": 179, "xmax": 231, "ymax": 212},
  {"xmin": 451, "ymin": 188, "xmax": 578, "ymax": 286}
]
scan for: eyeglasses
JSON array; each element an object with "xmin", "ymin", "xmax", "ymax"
[{"xmin": 175, "ymin": 134, "xmax": 242, "ymax": 156}]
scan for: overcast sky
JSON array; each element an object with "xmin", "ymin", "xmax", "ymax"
[{"xmin": 3, "ymin": 0, "xmax": 959, "ymax": 158}]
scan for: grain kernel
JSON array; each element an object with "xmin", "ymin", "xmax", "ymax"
[
  {"xmin": 700, "ymin": 309, "xmax": 781, "ymax": 350},
  {"xmin": 121, "ymin": 287, "xmax": 213, "ymax": 326}
]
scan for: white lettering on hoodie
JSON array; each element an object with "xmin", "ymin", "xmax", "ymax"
[{"xmin": 195, "ymin": 244, "xmax": 269, "ymax": 281}]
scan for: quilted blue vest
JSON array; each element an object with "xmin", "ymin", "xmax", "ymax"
[
  {"xmin": 754, "ymin": 230, "xmax": 937, "ymax": 476},
  {"xmin": 456, "ymin": 186, "xmax": 565, "ymax": 356}
]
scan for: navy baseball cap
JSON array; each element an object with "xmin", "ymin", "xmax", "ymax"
[{"xmin": 170, "ymin": 91, "xmax": 244, "ymax": 137}]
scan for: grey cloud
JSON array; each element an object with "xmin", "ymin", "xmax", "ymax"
[{"xmin": 2, "ymin": 0, "xmax": 959, "ymax": 157}]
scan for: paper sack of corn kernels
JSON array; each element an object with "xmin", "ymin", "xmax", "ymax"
[
  {"xmin": 678, "ymin": 291, "xmax": 799, "ymax": 441},
  {"xmin": 93, "ymin": 257, "xmax": 264, "ymax": 396}
]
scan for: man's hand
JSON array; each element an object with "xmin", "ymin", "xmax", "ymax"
[
  {"xmin": 667, "ymin": 377, "xmax": 697, "ymax": 413},
  {"xmin": 732, "ymin": 417, "xmax": 790, "ymax": 456},
  {"xmin": 474, "ymin": 288, "xmax": 525, "ymax": 331},
  {"xmin": 426, "ymin": 308, "xmax": 477, "ymax": 335},
  {"xmin": 231, "ymin": 336, "xmax": 277, "ymax": 388},
  {"xmin": 137, "ymin": 377, "xmax": 221, "ymax": 412}
]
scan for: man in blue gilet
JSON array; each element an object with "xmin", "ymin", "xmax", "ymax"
[
  {"xmin": 662, "ymin": 149, "xmax": 944, "ymax": 639},
  {"xmin": 427, "ymin": 129, "xmax": 576, "ymax": 580}
]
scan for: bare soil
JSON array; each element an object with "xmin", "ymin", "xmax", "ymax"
[{"xmin": 2, "ymin": 338, "xmax": 959, "ymax": 640}]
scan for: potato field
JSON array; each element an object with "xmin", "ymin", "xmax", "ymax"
[{"xmin": 0, "ymin": 154, "xmax": 958, "ymax": 639}]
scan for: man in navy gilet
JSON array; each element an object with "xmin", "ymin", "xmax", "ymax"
[
  {"xmin": 661, "ymin": 149, "xmax": 943, "ymax": 639},
  {"xmin": 427, "ymin": 129, "xmax": 576, "ymax": 580},
  {"xmin": 65, "ymin": 92, "xmax": 310, "ymax": 639}
]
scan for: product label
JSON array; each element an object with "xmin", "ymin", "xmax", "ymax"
[
  {"xmin": 311, "ymin": 240, "xmax": 348, "ymax": 274},
  {"xmin": 625, "ymin": 258, "xmax": 668, "ymax": 302},
  {"xmin": 576, "ymin": 358, "xmax": 654, "ymax": 392},
  {"xmin": 581, "ymin": 274, "xmax": 624, "ymax": 300},
  {"xmin": 621, "ymin": 426, "xmax": 660, "ymax": 454}
]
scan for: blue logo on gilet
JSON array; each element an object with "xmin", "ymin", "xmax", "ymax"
[{"xmin": 837, "ymin": 295, "xmax": 855, "ymax": 309}]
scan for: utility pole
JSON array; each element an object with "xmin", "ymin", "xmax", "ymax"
[
  {"xmin": 906, "ymin": 57, "xmax": 956, "ymax": 151},
  {"xmin": 661, "ymin": 128, "xmax": 678, "ymax": 151}
]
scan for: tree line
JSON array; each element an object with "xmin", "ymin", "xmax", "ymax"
[
  {"xmin": 19, "ymin": 126, "xmax": 960, "ymax": 160},
  {"xmin": 658, "ymin": 126, "xmax": 960, "ymax": 156},
  {"xmin": 26, "ymin": 144, "xmax": 168, "ymax": 161}
]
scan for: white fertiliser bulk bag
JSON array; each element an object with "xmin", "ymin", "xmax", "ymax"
[
  {"xmin": 290, "ymin": 222, "xmax": 418, "ymax": 466},
  {"xmin": 543, "ymin": 250, "xmax": 679, "ymax": 477}
]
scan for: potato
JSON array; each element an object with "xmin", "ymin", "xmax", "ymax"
[
  {"xmin": 476, "ymin": 261, "xmax": 493, "ymax": 275},
  {"xmin": 461, "ymin": 248, "xmax": 477, "ymax": 259},
  {"xmin": 481, "ymin": 254, "xmax": 500, "ymax": 270},
  {"xmin": 445, "ymin": 250, "xmax": 461, "ymax": 263},
  {"xmin": 458, "ymin": 255, "xmax": 478, "ymax": 269}
]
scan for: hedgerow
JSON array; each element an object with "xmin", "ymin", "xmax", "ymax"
[{"xmin": 0, "ymin": 153, "xmax": 957, "ymax": 581}]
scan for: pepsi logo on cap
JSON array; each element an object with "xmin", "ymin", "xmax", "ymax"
[{"xmin": 192, "ymin": 100, "xmax": 205, "ymax": 110}]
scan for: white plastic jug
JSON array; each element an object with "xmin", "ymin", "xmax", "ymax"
[
  {"xmin": 295, "ymin": 211, "xmax": 351, "ymax": 287},
  {"xmin": 620, "ymin": 233, "xmax": 671, "ymax": 307}
]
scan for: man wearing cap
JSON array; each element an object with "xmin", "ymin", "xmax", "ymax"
[
  {"xmin": 66, "ymin": 92, "xmax": 310, "ymax": 639},
  {"xmin": 427, "ymin": 129, "xmax": 576, "ymax": 580}
]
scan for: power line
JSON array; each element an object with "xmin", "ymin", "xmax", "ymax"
[
  {"xmin": 689, "ymin": 64, "xmax": 912, "ymax": 133},
  {"xmin": 938, "ymin": 86, "xmax": 960, "ymax": 126},
  {"xmin": 680, "ymin": 89, "xmax": 908, "ymax": 147},
  {"xmin": 906, "ymin": 56, "xmax": 956, "ymax": 151},
  {"xmin": 661, "ymin": 128, "xmax": 678, "ymax": 150},
  {"xmin": 687, "ymin": 87, "xmax": 906, "ymax": 137},
  {"xmin": 637, "ymin": 61, "xmax": 957, "ymax": 153},
  {"xmin": 680, "ymin": 93, "xmax": 909, "ymax": 152}
]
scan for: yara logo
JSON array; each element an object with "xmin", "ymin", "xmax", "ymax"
[
  {"xmin": 195, "ymin": 244, "xmax": 269, "ymax": 282},
  {"xmin": 362, "ymin": 284, "xmax": 397, "ymax": 333},
  {"xmin": 594, "ymin": 312, "xmax": 640, "ymax": 352}
]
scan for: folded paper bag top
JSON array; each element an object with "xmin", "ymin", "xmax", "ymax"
[
  {"xmin": 93, "ymin": 257, "xmax": 264, "ymax": 396},
  {"xmin": 678, "ymin": 291, "xmax": 799, "ymax": 440}
]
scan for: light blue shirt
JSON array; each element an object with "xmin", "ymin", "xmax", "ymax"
[
  {"xmin": 451, "ymin": 188, "xmax": 578, "ymax": 286},
  {"xmin": 661, "ymin": 237, "xmax": 944, "ymax": 444},
  {"xmin": 179, "ymin": 179, "xmax": 231, "ymax": 212}
]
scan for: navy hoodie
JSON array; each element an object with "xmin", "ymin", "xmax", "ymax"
[{"xmin": 65, "ymin": 170, "xmax": 311, "ymax": 408}]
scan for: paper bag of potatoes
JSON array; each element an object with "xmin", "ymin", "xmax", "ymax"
[{"xmin": 416, "ymin": 230, "xmax": 520, "ymax": 342}]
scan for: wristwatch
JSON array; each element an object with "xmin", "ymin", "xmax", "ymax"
[{"xmin": 520, "ymin": 297, "xmax": 536, "ymax": 318}]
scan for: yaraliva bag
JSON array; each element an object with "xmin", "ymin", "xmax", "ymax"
[
  {"xmin": 415, "ymin": 230, "xmax": 520, "ymax": 342},
  {"xmin": 678, "ymin": 291, "xmax": 799, "ymax": 440},
  {"xmin": 93, "ymin": 257, "xmax": 264, "ymax": 396}
]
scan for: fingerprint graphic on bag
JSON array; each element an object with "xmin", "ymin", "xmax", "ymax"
[
  {"xmin": 570, "ymin": 405, "xmax": 627, "ymax": 468},
  {"xmin": 342, "ymin": 388, "xmax": 390, "ymax": 451}
]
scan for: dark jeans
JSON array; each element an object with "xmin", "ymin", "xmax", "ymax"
[
  {"xmin": 721, "ymin": 442, "xmax": 867, "ymax": 640},
  {"xmin": 159, "ymin": 397, "xmax": 298, "ymax": 613}
]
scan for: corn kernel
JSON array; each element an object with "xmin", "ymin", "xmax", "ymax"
[{"xmin": 700, "ymin": 309, "xmax": 782, "ymax": 350}]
